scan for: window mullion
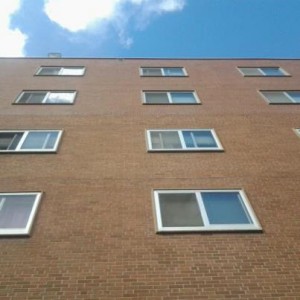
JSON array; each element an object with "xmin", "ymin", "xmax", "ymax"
[
  {"xmin": 58, "ymin": 68, "xmax": 64, "ymax": 75},
  {"xmin": 190, "ymin": 131, "xmax": 197, "ymax": 147},
  {"xmin": 161, "ymin": 68, "xmax": 165, "ymax": 76},
  {"xmin": 258, "ymin": 68, "xmax": 266, "ymax": 76},
  {"xmin": 197, "ymin": 192, "xmax": 210, "ymax": 227},
  {"xmin": 0, "ymin": 197, "xmax": 6, "ymax": 211},
  {"xmin": 15, "ymin": 131, "xmax": 27, "ymax": 151},
  {"xmin": 167, "ymin": 92, "xmax": 172, "ymax": 103},
  {"xmin": 283, "ymin": 92, "xmax": 295, "ymax": 103},
  {"xmin": 178, "ymin": 131, "xmax": 186, "ymax": 149},
  {"xmin": 44, "ymin": 92, "xmax": 50, "ymax": 103}
]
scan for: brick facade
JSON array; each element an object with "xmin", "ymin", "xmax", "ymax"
[{"xmin": 0, "ymin": 58, "xmax": 299, "ymax": 299}]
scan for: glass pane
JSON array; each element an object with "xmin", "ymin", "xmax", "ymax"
[
  {"xmin": 46, "ymin": 92, "xmax": 75, "ymax": 104},
  {"xmin": 0, "ymin": 195, "xmax": 35, "ymax": 229},
  {"xmin": 38, "ymin": 67, "xmax": 61, "ymax": 75},
  {"xmin": 61, "ymin": 68, "xmax": 84, "ymax": 75},
  {"xmin": 287, "ymin": 92, "xmax": 300, "ymax": 103},
  {"xmin": 170, "ymin": 92, "xmax": 196, "ymax": 104},
  {"xmin": 163, "ymin": 68, "xmax": 184, "ymax": 76},
  {"xmin": 182, "ymin": 131, "xmax": 217, "ymax": 148},
  {"xmin": 261, "ymin": 67, "xmax": 283, "ymax": 76},
  {"xmin": 202, "ymin": 192, "xmax": 252, "ymax": 224},
  {"xmin": 18, "ymin": 92, "xmax": 47, "ymax": 104},
  {"xmin": 142, "ymin": 68, "xmax": 162, "ymax": 76},
  {"xmin": 145, "ymin": 93, "xmax": 169, "ymax": 104},
  {"xmin": 150, "ymin": 131, "xmax": 182, "ymax": 149},
  {"xmin": 0, "ymin": 132, "xmax": 23, "ymax": 150},
  {"xmin": 21, "ymin": 131, "xmax": 59, "ymax": 150},
  {"xmin": 262, "ymin": 92, "xmax": 291, "ymax": 103},
  {"xmin": 239, "ymin": 68, "xmax": 262, "ymax": 76},
  {"xmin": 159, "ymin": 193, "xmax": 203, "ymax": 227}
]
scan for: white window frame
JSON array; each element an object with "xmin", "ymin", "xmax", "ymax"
[
  {"xmin": 140, "ymin": 67, "xmax": 187, "ymax": 77},
  {"xmin": 36, "ymin": 66, "xmax": 85, "ymax": 76},
  {"xmin": 146, "ymin": 129, "xmax": 223, "ymax": 152},
  {"xmin": 0, "ymin": 192, "xmax": 42, "ymax": 236},
  {"xmin": 259, "ymin": 91, "xmax": 300, "ymax": 104},
  {"xmin": 153, "ymin": 189, "xmax": 262, "ymax": 232},
  {"xmin": 238, "ymin": 67, "xmax": 289, "ymax": 77},
  {"xmin": 142, "ymin": 91, "xmax": 200, "ymax": 104},
  {"xmin": 15, "ymin": 91, "xmax": 77, "ymax": 104},
  {"xmin": 294, "ymin": 128, "xmax": 300, "ymax": 137},
  {"xmin": 0, "ymin": 130, "xmax": 63, "ymax": 153}
]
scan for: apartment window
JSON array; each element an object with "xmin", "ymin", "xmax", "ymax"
[
  {"xmin": 260, "ymin": 91, "xmax": 300, "ymax": 104},
  {"xmin": 0, "ymin": 130, "xmax": 62, "ymax": 153},
  {"xmin": 146, "ymin": 129, "xmax": 223, "ymax": 151},
  {"xmin": 36, "ymin": 66, "xmax": 85, "ymax": 76},
  {"xmin": 140, "ymin": 67, "xmax": 187, "ymax": 77},
  {"xmin": 153, "ymin": 190, "xmax": 262, "ymax": 232},
  {"xmin": 143, "ymin": 91, "xmax": 199, "ymax": 104},
  {"xmin": 294, "ymin": 128, "xmax": 300, "ymax": 137},
  {"xmin": 0, "ymin": 192, "xmax": 42, "ymax": 236},
  {"xmin": 15, "ymin": 91, "xmax": 76, "ymax": 104},
  {"xmin": 238, "ymin": 67, "xmax": 288, "ymax": 77}
]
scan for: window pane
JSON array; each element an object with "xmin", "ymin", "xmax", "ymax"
[
  {"xmin": 150, "ymin": 131, "xmax": 182, "ymax": 149},
  {"xmin": 159, "ymin": 193, "xmax": 203, "ymax": 227},
  {"xmin": 21, "ymin": 131, "xmax": 59, "ymax": 150},
  {"xmin": 0, "ymin": 195, "xmax": 35, "ymax": 229},
  {"xmin": 262, "ymin": 91, "xmax": 291, "ymax": 103},
  {"xmin": 142, "ymin": 68, "xmax": 162, "ymax": 76},
  {"xmin": 287, "ymin": 92, "xmax": 300, "ymax": 103},
  {"xmin": 163, "ymin": 68, "xmax": 185, "ymax": 76},
  {"xmin": 202, "ymin": 192, "xmax": 252, "ymax": 224},
  {"xmin": 18, "ymin": 92, "xmax": 47, "ymax": 104},
  {"xmin": 145, "ymin": 93, "xmax": 169, "ymax": 104},
  {"xmin": 261, "ymin": 67, "xmax": 283, "ymax": 76},
  {"xmin": 239, "ymin": 68, "xmax": 262, "ymax": 76},
  {"xmin": 38, "ymin": 67, "xmax": 60, "ymax": 75},
  {"xmin": 46, "ymin": 92, "xmax": 75, "ymax": 104},
  {"xmin": 182, "ymin": 131, "xmax": 217, "ymax": 148},
  {"xmin": 170, "ymin": 92, "xmax": 196, "ymax": 103},
  {"xmin": 61, "ymin": 68, "xmax": 84, "ymax": 75},
  {"xmin": 0, "ymin": 132, "xmax": 23, "ymax": 150}
]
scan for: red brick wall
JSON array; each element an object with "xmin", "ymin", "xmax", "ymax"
[{"xmin": 0, "ymin": 58, "xmax": 299, "ymax": 299}]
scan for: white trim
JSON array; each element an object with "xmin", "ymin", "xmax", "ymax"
[
  {"xmin": 293, "ymin": 128, "xmax": 300, "ymax": 137},
  {"xmin": 238, "ymin": 66, "xmax": 289, "ymax": 77},
  {"xmin": 146, "ymin": 129, "xmax": 223, "ymax": 152},
  {"xmin": 0, "ymin": 130, "xmax": 63, "ymax": 153},
  {"xmin": 36, "ymin": 66, "xmax": 85, "ymax": 76},
  {"xmin": 153, "ymin": 189, "xmax": 262, "ymax": 233},
  {"xmin": 143, "ymin": 91, "xmax": 200, "ymax": 104},
  {"xmin": 0, "ymin": 192, "xmax": 42, "ymax": 236},
  {"xmin": 140, "ymin": 67, "xmax": 187, "ymax": 77}
]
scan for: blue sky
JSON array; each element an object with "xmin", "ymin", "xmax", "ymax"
[{"xmin": 1, "ymin": 0, "xmax": 300, "ymax": 58}]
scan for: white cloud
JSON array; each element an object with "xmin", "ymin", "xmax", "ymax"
[
  {"xmin": 0, "ymin": 0, "xmax": 27, "ymax": 57},
  {"xmin": 44, "ymin": 0, "xmax": 185, "ymax": 47}
]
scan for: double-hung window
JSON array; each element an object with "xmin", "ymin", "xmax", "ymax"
[
  {"xmin": 0, "ymin": 130, "xmax": 62, "ymax": 153},
  {"xmin": 153, "ymin": 190, "xmax": 262, "ymax": 232},
  {"xmin": 238, "ymin": 67, "xmax": 289, "ymax": 77},
  {"xmin": 140, "ymin": 67, "xmax": 187, "ymax": 77},
  {"xmin": 143, "ymin": 91, "xmax": 200, "ymax": 104},
  {"xmin": 15, "ymin": 91, "xmax": 76, "ymax": 104},
  {"xmin": 147, "ymin": 129, "xmax": 223, "ymax": 151},
  {"xmin": 36, "ymin": 66, "xmax": 85, "ymax": 76},
  {"xmin": 0, "ymin": 192, "xmax": 42, "ymax": 236},
  {"xmin": 260, "ymin": 91, "xmax": 300, "ymax": 104}
]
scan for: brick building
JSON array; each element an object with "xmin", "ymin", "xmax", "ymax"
[{"xmin": 0, "ymin": 58, "xmax": 299, "ymax": 299}]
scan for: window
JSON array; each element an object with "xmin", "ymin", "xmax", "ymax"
[
  {"xmin": 238, "ymin": 67, "xmax": 289, "ymax": 77},
  {"xmin": 0, "ymin": 130, "xmax": 62, "ymax": 153},
  {"xmin": 260, "ymin": 91, "xmax": 300, "ymax": 104},
  {"xmin": 140, "ymin": 67, "xmax": 187, "ymax": 77},
  {"xmin": 294, "ymin": 128, "xmax": 300, "ymax": 137},
  {"xmin": 153, "ymin": 190, "xmax": 262, "ymax": 232},
  {"xmin": 36, "ymin": 66, "xmax": 85, "ymax": 76},
  {"xmin": 143, "ymin": 91, "xmax": 200, "ymax": 104},
  {"xmin": 146, "ymin": 129, "xmax": 223, "ymax": 151},
  {"xmin": 0, "ymin": 192, "xmax": 42, "ymax": 236},
  {"xmin": 15, "ymin": 91, "xmax": 76, "ymax": 104}
]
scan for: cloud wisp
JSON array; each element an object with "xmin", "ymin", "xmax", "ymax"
[
  {"xmin": 0, "ymin": 0, "xmax": 27, "ymax": 57},
  {"xmin": 44, "ymin": 0, "xmax": 185, "ymax": 48}
]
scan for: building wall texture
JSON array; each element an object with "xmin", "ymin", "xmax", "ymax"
[{"xmin": 0, "ymin": 58, "xmax": 299, "ymax": 299}]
